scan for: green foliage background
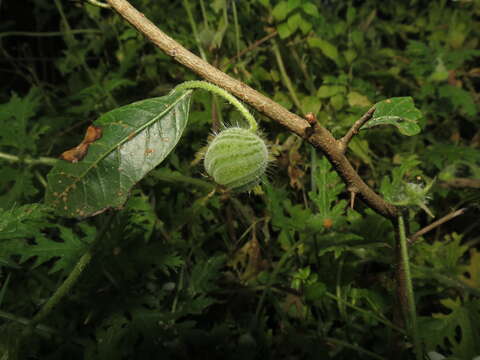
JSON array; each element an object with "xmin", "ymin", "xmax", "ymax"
[{"xmin": 1, "ymin": 0, "xmax": 479, "ymax": 359}]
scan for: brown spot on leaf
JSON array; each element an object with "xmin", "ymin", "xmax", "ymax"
[
  {"xmin": 60, "ymin": 125, "xmax": 103, "ymax": 163},
  {"xmin": 145, "ymin": 148, "xmax": 154, "ymax": 155},
  {"xmin": 83, "ymin": 125, "xmax": 102, "ymax": 143}
]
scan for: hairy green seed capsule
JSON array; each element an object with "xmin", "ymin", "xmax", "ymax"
[{"xmin": 204, "ymin": 127, "xmax": 268, "ymax": 192}]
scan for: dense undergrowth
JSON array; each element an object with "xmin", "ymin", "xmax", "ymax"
[{"xmin": 1, "ymin": 0, "xmax": 479, "ymax": 359}]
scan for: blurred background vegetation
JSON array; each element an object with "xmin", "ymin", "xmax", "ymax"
[{"xmin": 0, "ymin": 0, "xmax": 479, "ymax": 359}]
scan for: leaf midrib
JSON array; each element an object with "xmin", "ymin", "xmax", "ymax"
[{"xmin": 59, "ymin": 90, "xmax": 191, "ymax": 199}]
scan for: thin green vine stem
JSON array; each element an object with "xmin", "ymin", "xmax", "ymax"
[
  {"xmin": 0, "ymin": 151, "xmax": 58, "ymax": 166},
  {"xmin": 174, "ymin": 80, "xmax": 258, "ymax": 132},
  {"xmin": 324, "ymin": 292, "xmax": 404, "ymax": 334},
  {"xmin": 0, "ymin": 29, "xmax": 102, "ymax": 39},
  {"xmin": 232, "ymin": 0, "xmax": 241, "ymax": 58},
  {"xmin": 199, "ymin": 0, "xmax": 210, "ymax": 31},
  {"xmin": 182, "ymin": 0, "xmax": 208, "ymax": 60},
  {"xmin": 398, "ymin": 213, "xmax": 423, "ymax": 359},
  {"xmin": 29, "ymin": 252, "xmax": 93, "ymax": 328},
  {"xmin": 325, "ymin": 337, "xmax": 386, "ymax": 360},
  {"xmin": 0, "ymin": 310, "xmax": 87, "ymax": 345},
  {"xmin": 272, "ymin": 39, "xmax": 303, "ymax": 113}
]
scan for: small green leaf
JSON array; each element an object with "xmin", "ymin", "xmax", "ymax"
[
  {"xmin": 347, "ymin": 91, "xmax": 371, "ymax": 107},
  {"xmin": 299, "ymin": 19, "xmax": 312, "ymax": 34},
  {"xmin": 330, "ymin": 94, "xmax": 345, "ymax": 110},
  {"xmin": 308, "ymin": 37, "xmax": 339, "ymax": 63},
  {"xmin": 302, "ymin": 3, "xmax": 319, "ymax": 17},
  {"xmin": 18, "ymin": 224, "xmax": 96, "ymax": 274},
  {"xmin": 438, "ymin": 85, "xmax": 477, "ymax": 117},
  {"xmin": 301, "ymin": 96, "xmax": 322, "ymax": 114},
  {"xmin": 45, "ymin": 89, "xmax": 192, "ymax": 218},
  {"xmin": 272, "ymin": 1, "xmax": 290, "ymax": 21},
  {"xmin": 305, "ymin": 282, "xmax": 326, "ymax": 301},
  {"xmin": 361, "ymin": 97, "xmax": 422, "ymax": 136},
  {"xmin": 316, "ymin": 85, "xmax": 346, "ymax": 99},
  {"xmin": 287, "ymin": 0, "xmax": 301, "ymax": 12},
  {"xmin": 287, "ymin": 13, "xmax": 303, "ymax": 32},
  {"xmin": 346, "ymin": 6, "xmax": 356, "ymax": 25},
  {"xmin": 277, "ymin": 22, "xmax": 293, "ymax": 39},
  {"xmin": 0, "ymin": 204, "xmax": 50, "ymax": 240}
]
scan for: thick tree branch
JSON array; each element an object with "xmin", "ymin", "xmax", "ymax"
[{"xmin": 105, "ymin": 0, "xmax": 398, "ymax": 220}]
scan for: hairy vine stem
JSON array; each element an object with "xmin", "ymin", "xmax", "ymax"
[
  {"xmin": 174, "ymin": 81, "xmax": 258, "ymax": 131},
  {"xmin": 397, "ymin": 214, "xmax": 423, "ymax": 359}
]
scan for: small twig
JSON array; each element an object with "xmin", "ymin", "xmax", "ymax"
[
  {"xmin": 409, "ymin": 208, "xmax": 467, "ymax": 244},
  {"xmin": 84, "ymin": 0, "xmax": 111, "ymax": 8},
  {"xmin": 439, "ymin": 178, "xmax": 480, "ymax": 189},
  {"xmin": 338, "ymin": 107, "xmax": 376, "ymax": 153},
  {"xmin": 225, "ymin": 31, "xmax": 278, "ymax": 67},
  {"xmin": 349, "ymin": 189, "xmax": 357, "ymax": 209}
]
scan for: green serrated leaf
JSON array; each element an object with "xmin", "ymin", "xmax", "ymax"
[
  {"xmin": 0, "ymin": 221, "xmax": 96, "ymax": 274},
  {"xmin": 362, "ymin": 97, "xmax": 422, "ymax": 136},
  {"xmin": 316, "ymin": 85, "xmax": 346, "ymax": 99},
  {"xmin": 0, "ymin": 204, "xmax": 50, "ymax": 241},
  {"xmin": 272, "ymin": 1, "xmax": 290, "ymax": 21},
  {"xmin": 45, "ymin": 89, "xmax": 192, "ymax": 218},
  {"xmin": 277, "ymin": 22, "xmax": 293, "ymax": 39},
  {"xmin": 419, "ymin": 299, "xmax": 480, "ymax": 359},
  {"xmin": 302, "ymin": 3, "xmax": 319, "ymax": 17},
  {"xmin": 0, "ymin": 87, "xmax": 43, "ymax": 152},
  {"xmin": 438, "ymin": 85, "xmax": 478, "ymax": 117},
  {"xmin": 19, "ymin": 224, "xmax": 96, "ymax": 273},
  {"xmin": 189, "ymin": 255, "xmax": 226, "ymax": 295},
  {"xmin": 307, "ymin": 37, "xmax": 339, "ymax": 63},
  {"xmin": 308, "ymin": 156, "xmax": 345, "ymax": 218},
  {"xmin": 287, "ymin": 13, "xmax": 303, "ymax": 32}
]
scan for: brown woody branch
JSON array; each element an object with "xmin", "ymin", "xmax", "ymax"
[
  {"xmin": 440, "ymin": 178, "xmax": 480, "ymax": 189},
  {"xmin": 105, "ymin": 0, "xmax": 398, "ymax": 220},
  {"xmin": 225, "ymin": 31, "xmax": 278, "ymax": 67},
  {"xmin": 409, "ymin": 208, "xmax": 467, "ymax": 244},
  {"xmin": 338, "ymin": 106, "xmax": 376, "ymax": 153}
]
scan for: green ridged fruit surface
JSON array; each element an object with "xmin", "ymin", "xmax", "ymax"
[{"xmin": 204, "ymin": 127, "xmax": 268, "ymax": 192}]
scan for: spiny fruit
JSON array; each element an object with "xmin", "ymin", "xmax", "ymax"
[{"xmin": 204, "ymin": 127, "xmax": 269, "ymax": 192}]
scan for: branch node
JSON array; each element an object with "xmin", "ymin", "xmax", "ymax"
[
  {"xmin": 304, "ymin": 112, "xmax": 317, "ymax": 138},
  {"xmin": 338, "ymin": 106, "xmax": 376, "ymax": 153}
]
